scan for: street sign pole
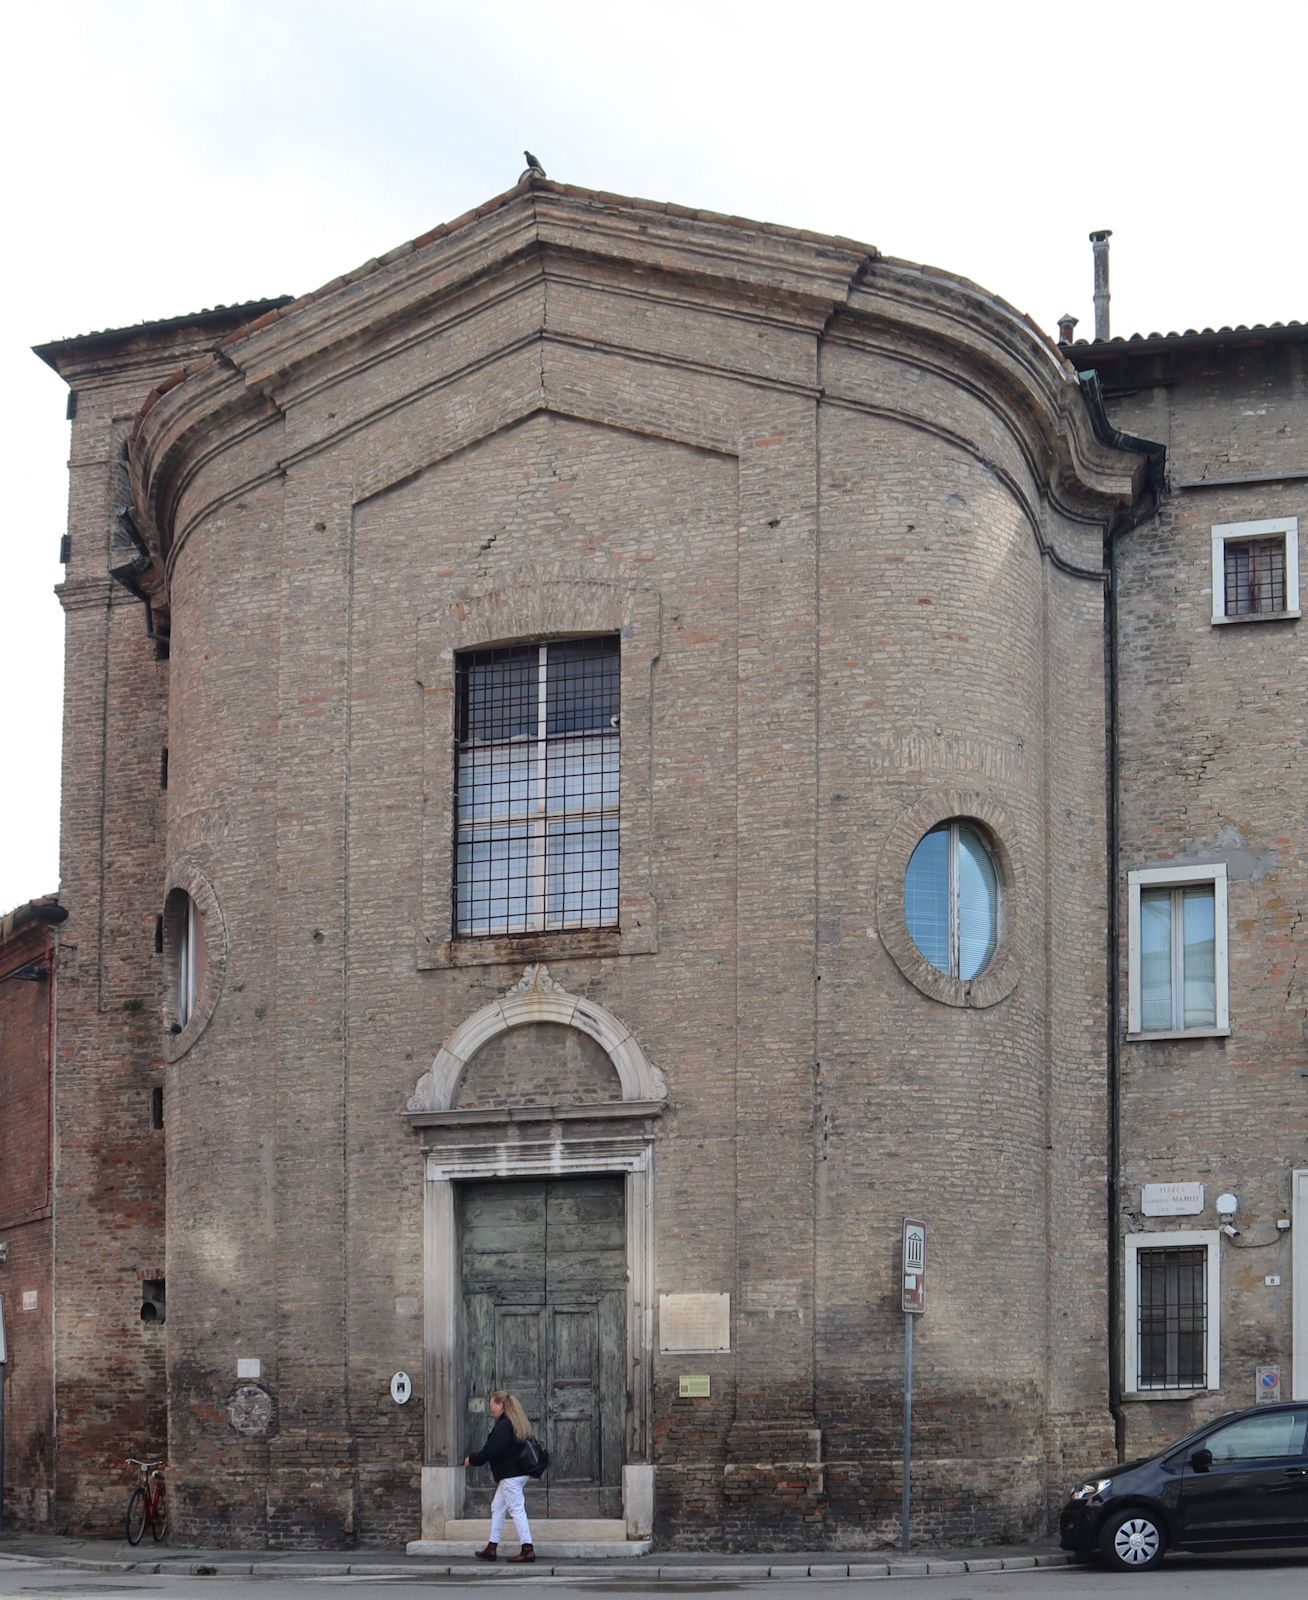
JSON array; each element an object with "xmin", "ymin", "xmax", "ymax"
[
  {"xmin": 900, "ymin": 1220, "xmax": 926, "ymax": 1556},
  {"xmin": 901, "ymin": 1306, "xmax": 913, "ymax": 1554}
]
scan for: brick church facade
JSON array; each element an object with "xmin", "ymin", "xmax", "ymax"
[{"xmin": 7, "ymin": 175, "xmax": 1304, "ymax": 1548}]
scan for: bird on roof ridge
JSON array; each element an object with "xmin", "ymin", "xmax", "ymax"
[{"xmin": 523, "ymin": 150, "xmax": 546, "ymax": 180}]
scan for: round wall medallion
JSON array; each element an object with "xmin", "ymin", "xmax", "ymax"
[{"xmin": 227, "ymin": 1382, "xmax": 277, "ymax": 1437}]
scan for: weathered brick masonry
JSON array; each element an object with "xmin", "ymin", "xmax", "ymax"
[
  {"xmin": 27, "ymin": 178, "xmax": 1303, "ymax": 1550},
  {"xmin": 1068, "ymin": 327, "xmax": 1308, "ymax": 1456},
  {"xmin": 0, "ymin": 897, "xmax": 65, "ymax": 1527}
]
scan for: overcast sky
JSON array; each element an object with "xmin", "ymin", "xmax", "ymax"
[{"xmin": 2, "ymin": 0, "xmax": 1304, "ymax": 915}]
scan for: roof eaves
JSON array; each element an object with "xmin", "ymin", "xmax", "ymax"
[
  {"xmin": 34, "ymin": 298, "xmax": 295, "ymax": 370},
  {"xmin": 0, "ymin": 894, "xmax": 68, "ymax": 942},
  {"xmin": 1061, "ymin": 319, "xmax": 1307, "ymax": 361}
]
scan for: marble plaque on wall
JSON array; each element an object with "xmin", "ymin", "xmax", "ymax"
[{"xmin": 659, "ymin": 1292, "xmax": 730, "ymax": 1353}]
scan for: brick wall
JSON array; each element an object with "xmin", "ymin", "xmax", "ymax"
[
  {"xmin": 1097, "ymin": 335, "xmax": 1308, "ymax": 1452},
  {"xmin": 0, "ymin": 902, "xmax": 62, "ymax": 1526},
  {"xmin": 46, "ymin": 186, "xmax": 1152, "ymax": 1548}
]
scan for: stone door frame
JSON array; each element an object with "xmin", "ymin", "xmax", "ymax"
[
  {"xmin": 409, "ymin": 964, "xmax": 664, "ymax": 1538},
  {"xmin": 419, "ymin": 1135, "xmax": 654, "ymax": 1537}
]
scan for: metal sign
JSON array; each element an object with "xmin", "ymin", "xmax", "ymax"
[
  {"xmin": 390, "ymin": 1371, "xmax": 413, "ymax": 1405},
  {"xmin": 1256, "ymin": 1366, "xmax": 1280, "ymax": 1404},
  {"xmin": 902, "ymin": 1220, "xmax": 926, "ymax": 1314},
  {"xmin": 678, "ymin": 1375, "xmax": 710, "ymax": 1398}
]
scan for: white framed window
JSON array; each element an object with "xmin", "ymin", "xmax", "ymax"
[
  {"xmin": 1126, "ymin": 1229, "xmax": 1220, "ymax": 1394},
  {"xmin": 1127, "ymin": 863, "xmax": 1228, "ymax": 1038},
  {"xmin": 179, "ymin": 894, "xmax": 197, "ymax": 1026},
  {"xmin": 1210, "ymin": 516, "xmax": 1300, "ymax": 624},
  {"xmin": 170, "ymin": 891, "xmax": 207, "ymax": 1029},
  {"xmin": 903, "ymin": 819, "xmax": 1001, "ymax": 980},
  {"xmin": 454, "ymin": 637, "xmax": 620, "ymax": 937}
]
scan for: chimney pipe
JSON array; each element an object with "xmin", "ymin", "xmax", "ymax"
[
  {"xmin": 1057, "ymin": 312, "xmax": 1079, "ymax": 344},
  {"xmin": 1090, "ymin": 229, "xmax": 1112, "ymax": 341}
]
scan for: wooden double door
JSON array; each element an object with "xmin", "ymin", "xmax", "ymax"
[{"xmin": 461, "ymin": 1176, "xmax": 626, "ymax": 1518}]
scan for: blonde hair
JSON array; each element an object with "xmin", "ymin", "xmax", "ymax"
[{"xmin": 491, "ymin": 1390, "xmax": 531, "ymax": 1442}]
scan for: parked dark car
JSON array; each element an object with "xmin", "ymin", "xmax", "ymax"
[{"xmin": 1060, "ymin": 1403, "xmax": 1308, "ymax": 1570}]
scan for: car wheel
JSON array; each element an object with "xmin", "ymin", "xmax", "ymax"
[{"xmin": 1099, "ymin": 1507, "xmax": 1166, "ymax": 1571}]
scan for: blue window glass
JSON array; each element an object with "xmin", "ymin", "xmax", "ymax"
[{"xmin": 904, "ymin": 820, "xmax": 1000, "ymax": 980}]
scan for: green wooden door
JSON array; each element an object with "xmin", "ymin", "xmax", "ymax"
[{"xmin": 461, "ymin": 1176, "xmax": 626, "ymax": 1518}]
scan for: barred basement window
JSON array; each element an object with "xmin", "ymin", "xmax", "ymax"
[
  {"xmin": 1225, "ymin": 537, "xmax": 1285, "ymax": 615},
  {"xmin": 454, "ymin": 638, "xmax": 619, "ymax": 937},
  {"xmin": 1125, "ymin": 1229, "xmax": 1220, "ymax": 1394},
  {"xmin": 1136, "ymin": 1245, "xmax": 1207, "ymax": 1389},
  {"xmin": 1211, "ymin": 517, "xmax": 1300, "ymax": 624}
]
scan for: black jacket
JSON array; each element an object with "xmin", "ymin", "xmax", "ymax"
[{"xmin": 468, "ymin": 1415, "xmax": 522, "ymax": 1482}]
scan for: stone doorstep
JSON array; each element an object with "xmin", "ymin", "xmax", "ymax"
[
  {"xmin": 406, "ymin": 1540, "xmax": 653, "ymax": 1560},
  {"xmin": 441, "ymin": 1518, "xmax": 628, "ymax": 1540}
]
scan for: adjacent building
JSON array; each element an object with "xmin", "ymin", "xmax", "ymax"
[
  {"xmin": 16, "ymin": 176, "xmax": 1305, "ymax": 1548},
  {"xmin": 0, "ymin": 895, "xmax": 65, "ymax": 1527}
]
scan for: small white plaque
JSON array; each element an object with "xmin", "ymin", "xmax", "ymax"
[
  {"xmin": 237, "ymin": 1357, "xmax": 261, "ymax": 1379},
  {"xmin": 390, "ymin": 1370, "xmax": 412, "ymax": 1404},
  {"xmin": 1141, "ymin": 1182, "xmax": 1205, "ymax": 1217},
  {"xmin": 21, "ymin": 1290, "xmax": 38, "ymax": 1312},
  {"xmin": 659, "ymin": 1292, "xmax": 730, "ymax": 1353}
]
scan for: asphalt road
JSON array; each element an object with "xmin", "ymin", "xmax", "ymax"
[{"xmin": 5, "ymin": 1551, "xmax": 1308, "ymax": 1599}]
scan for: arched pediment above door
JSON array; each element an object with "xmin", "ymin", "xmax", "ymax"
[{"xmin": 406, "ymin": 964, "xmax": 668, "ymax": 1117}]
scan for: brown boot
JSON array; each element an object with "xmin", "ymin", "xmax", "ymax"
[
  {"xmin": 474, "ymin": 1542, "xmax": 497, "ymax": 1561},
  {"xmin": 507, "ymin": 1543, "xmax": 535, "ymax": 1563}
]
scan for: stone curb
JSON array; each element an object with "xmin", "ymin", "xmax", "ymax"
[{"xmin": 2, "ymin": 1549, "xmax": 1075, "ymax": 1580}]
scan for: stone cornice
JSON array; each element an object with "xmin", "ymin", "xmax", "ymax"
[
  {"xmin": 834, "ymin": 260, "xmax": 1149, "ymax": 528},
  {"xmin": 126, "ymin": 180, "xmax": 1155, "ymax": 570}
]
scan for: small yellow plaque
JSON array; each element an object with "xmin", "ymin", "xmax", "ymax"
[{"xmin": 679, "ymin": 1374, "xmax": 711, "ymax": 1398}]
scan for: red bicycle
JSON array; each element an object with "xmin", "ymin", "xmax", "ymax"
[{"xmin": 125, "ymin": 1457, "xmax": 168, "ymax": 1545}]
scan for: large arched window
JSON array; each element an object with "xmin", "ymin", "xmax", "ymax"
[{"xmin": 903, "ymin": 820, "xmax": 999, "ymax": 980}]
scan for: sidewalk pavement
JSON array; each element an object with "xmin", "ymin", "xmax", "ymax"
[{"xmin": 0, "ymin": 1529, "xmax": 1075, "ymax": 1581}]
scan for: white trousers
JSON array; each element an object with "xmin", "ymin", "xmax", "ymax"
[{"xmin": 489, "ymin": 1475, "xmax": 532, "ymax": 1544}]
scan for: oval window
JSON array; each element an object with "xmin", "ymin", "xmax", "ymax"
[
  {"xmin": 903, "ymin": 820, "xmax": 999, "ymax": 979},
  {"xmin": 165, "ymin": 888, "xmax": 207, "ymax": 1029}
]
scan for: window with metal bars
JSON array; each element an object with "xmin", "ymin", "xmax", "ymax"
[
  {"xmin": 1137, "ymin": 1245, "xmax": 1207, "ymax": 1389},
  {"xmin": 454, "ymin": 638, "xmax": 620, "ymax": 937},
  {"xmin": 1224, "ymin": 536, "xmax": 1286, "ymax": 616}
]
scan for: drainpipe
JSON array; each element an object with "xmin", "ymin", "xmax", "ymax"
[
  {"xmin": 1074, "ymin": 370, "xmax": 1165, "ymax": 1462},
  {"xmin": 109, "ymin": 504, "xmax": 170, "ymax": 659},
  {"xmin": 1105, "ymin": 521, "xmax": 1125, "ymax": 1458}
]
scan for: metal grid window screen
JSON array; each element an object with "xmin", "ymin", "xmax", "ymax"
[
  {"xmin": 1224, "ymin": 537, "xmax": 1286, "ymax": 615},
  {"xmin": 455, "ymin": 638, "xmax": 620, "ymax": 936},
  {"xmin": 1137, "ymin": 1245, "xmax": 1207, "ymax": 1389}
]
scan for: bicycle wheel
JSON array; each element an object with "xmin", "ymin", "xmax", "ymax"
[
  {"xmin": 150, "ymin": 1481, "xmax": 168, "ymax": 1542},
  {"xmin": 126, "ymin": 1487, "xmax": 148, "ymax": 1545}
]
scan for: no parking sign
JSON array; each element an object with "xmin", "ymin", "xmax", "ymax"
[{"xmin": 1256, "ymin": 1365, "xmax": 1280, "ymax": 1403}]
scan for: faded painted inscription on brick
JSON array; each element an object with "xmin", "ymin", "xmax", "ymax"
[{"xmin": 659, "ymin": 1292, "xmax": 730, "ymax": 1353}]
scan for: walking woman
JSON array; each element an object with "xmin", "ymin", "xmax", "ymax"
[{"xmin": 463, "ymin": 1390, "xmax": 535, "ymax": 1563}]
